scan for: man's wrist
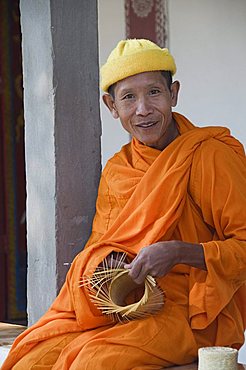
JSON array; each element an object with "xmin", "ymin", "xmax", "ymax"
[{"xmin": 175, "ymin": 241, "xmax": 207, "ymax": 270}]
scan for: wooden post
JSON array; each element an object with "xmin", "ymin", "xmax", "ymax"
[{"xmin": 20, "ymin": 0, "xmax": 101, "ymax": 325}]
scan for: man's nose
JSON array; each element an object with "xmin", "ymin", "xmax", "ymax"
[{"xmin": 135, "ymin": 98, "xmax": 153, "ymax": 116}]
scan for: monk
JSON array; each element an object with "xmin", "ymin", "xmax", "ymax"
[{"xmin": 2, "ymin": 39, "xmax": 246, "ymax": 369}]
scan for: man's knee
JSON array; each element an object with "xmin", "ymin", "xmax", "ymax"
[{"xmin": 11, "ymin": 333, "xmax": 79, "ymax": 370}]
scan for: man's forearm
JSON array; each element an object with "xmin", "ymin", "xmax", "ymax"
[{"xmin": 176, "ymin": 241, "xmax": 207, "ymax": 271}]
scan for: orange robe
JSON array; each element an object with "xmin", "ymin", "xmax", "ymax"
[{"xmin": 3, "ymin": 113, "xmax": 246, "ymax": 369}]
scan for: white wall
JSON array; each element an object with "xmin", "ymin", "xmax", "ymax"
[
  {"xmin": 98, "ymin": 0, "xmax": 129, "ymax": 167},
  {"xmin": 168, "ymin": 0, "xmax": 246, "ymax": 147}
]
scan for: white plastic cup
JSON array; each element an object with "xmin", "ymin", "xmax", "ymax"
[{"xmin": 198, "ymin": 346, "xmax": 238, "ymax": 370}]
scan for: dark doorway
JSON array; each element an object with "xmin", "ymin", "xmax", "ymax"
[{"xmin": 0, "ymin": 0, "xmax": 27, "ymax": 324}]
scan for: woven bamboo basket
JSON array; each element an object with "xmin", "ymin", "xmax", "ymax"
[{"xmin": 79, "ymin": 252, "xmax": 164, "ymax": 322}]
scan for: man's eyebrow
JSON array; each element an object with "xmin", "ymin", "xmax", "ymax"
[
  {"xmin": 116, "ymin": 87, "xmax": 134, "ymax": 95},
  {"xmin": 117, "ymin": 82, "xmax": 165, "ymax": 95}
]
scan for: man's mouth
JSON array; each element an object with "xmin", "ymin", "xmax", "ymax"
[{"xmin": 136, "ymin": 121, "xmax": 158, "ymax": 128}]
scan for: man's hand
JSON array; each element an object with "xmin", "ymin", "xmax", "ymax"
[{"xmin": 124, "ymin": 241, "xmax": 206, "ymax": 284}]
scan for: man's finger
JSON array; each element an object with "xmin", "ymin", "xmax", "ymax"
[
  {"xmin": 131, "ymin": 263, "xmax": 150, "ymax": 285},
  {"xmin": 127, "ymin": 259, "xmax": 147, "ymax": 283},
  {"xmin": 124, "ymin": 262, "xmax": 132, "ymax": 269},
  {"xmin": 124, "ymin": 254, "xmax": 139, "ymax": 270}
]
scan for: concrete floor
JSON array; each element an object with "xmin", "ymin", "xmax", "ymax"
[{"xmin": 0, "ymin": 322, "xmax": 26, "ymax": 366}]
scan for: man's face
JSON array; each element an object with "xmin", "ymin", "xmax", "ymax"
[{"xmin": 103, "ymin": 71, "xmax": 180, "ymax": 150}]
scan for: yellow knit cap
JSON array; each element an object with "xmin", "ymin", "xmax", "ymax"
[{"xmin": 100, "ymin": 39, "xmax": 176, "ymax": 92}]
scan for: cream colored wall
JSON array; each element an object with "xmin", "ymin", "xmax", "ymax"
[
  {"xmin": 98, "ymin": 0, "xmax": 129, "ymax": 168},
  {"xmin": 168, "ymin": 0, "xmax": 246, "ymax": 146}
]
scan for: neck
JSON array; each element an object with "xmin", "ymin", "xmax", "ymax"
[{"xmin": 150, "ymin": 117, "xmax": 180, "ymax": 151}]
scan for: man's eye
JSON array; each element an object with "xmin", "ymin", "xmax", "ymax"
[
  {"xmin": 149, "ymin": 89, "xmax": 160, "ymax": 95},
  {"xmin": 122, "ymin": 94, "xmax": 134, "ymax": 100}
]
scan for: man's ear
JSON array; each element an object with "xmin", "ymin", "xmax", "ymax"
[
  {"xmin": 170, "ymin": 81, "xmax": 180, "ymax": 107},
  {"xmin": 102, "ymin": 94, "xmax": 119, "ymax": 119}
]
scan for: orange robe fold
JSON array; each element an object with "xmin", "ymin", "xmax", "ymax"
[{"xmin": 3, "ymin": 113, "xmax": 246, "ymax": 369}]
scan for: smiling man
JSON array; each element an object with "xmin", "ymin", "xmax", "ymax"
[
  {"xmin": 103, "ymin": 71, "xmax": 180, "ymax": 151},
  {"xmin": 2, "ymin": 39, "xmax": 246, "ymax": 370}
]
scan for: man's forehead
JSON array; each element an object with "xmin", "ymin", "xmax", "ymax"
[{"xmin": 114, "ymin": 71, "xmax": 167, "ymax": 92}]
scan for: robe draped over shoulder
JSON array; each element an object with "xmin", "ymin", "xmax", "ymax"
[{"xmin": 2, "ymin": 113, "xmax": 246, "ymax": 370}]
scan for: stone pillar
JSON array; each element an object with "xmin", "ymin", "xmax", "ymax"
[{"xmin": 20, "ymin": 0, "xmax": 101, "ymax": 325}]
